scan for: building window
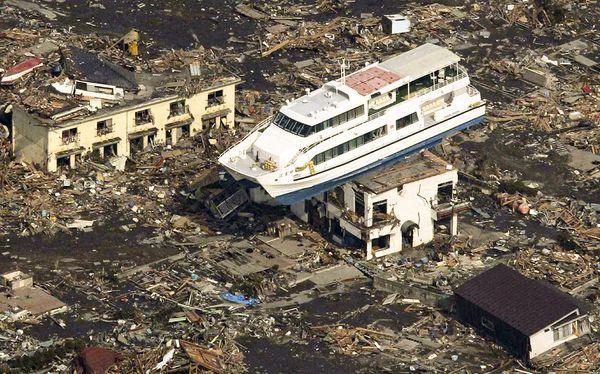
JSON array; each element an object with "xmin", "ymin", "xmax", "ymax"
[
  {"xmin": 169, "ymin": 100, "xmax": 187, "ymax": 117},
  {"xmin": 373, "ymin": 200, "xmax": 387, "ymax": 215},
  {"xmin": 312, "ymin": 125, "xmax": 387, "ymax": 165},
  {"xmin": 396, "ymin": 112, "xmax": 419, "ymax": 129},
  {"xmin": 61, "ymin": 128, "xmax": 78, "ymax": 144},
  {"xmin": 437, "ymin": 182, "xmax": 453, "ymax": 204},
  {"xmin": 372, "ymin": 235, "xmax": 390, "ymax": 251},
  {"xmin": 135, "ymin": 109, "xmax": 152, "ymax": 126},
  {"xmin": 207, "ymin": 90, "xmax": 224, "ymax": 107},
  {"xmin": 96, "ymin": 119, "xmax": 113, "ymax": 136},
  {"xmin": 481, "ymin": 316, "xmax": 494, "ymax": 331},
  {"xmin": 354, "ymin": 191, "xmax": 365, "ymax": 217},
  {"xmin": 553, "ymin": 323, "xmax": 573, "ymax": 342}
]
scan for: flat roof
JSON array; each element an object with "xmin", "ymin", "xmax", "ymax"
[
  {"xmin": 284, "ymin": 84, "xmax": 350, "ymax": 123},
  {"xmin": 455, "ymin": 264, "xmax": 584, "ymax": 335},
  {"xmin": 380, "ymin": 43, "xmax": 460, "ymax": 79},
  {"xmin": 353, "ymin": 151, "xmax": 452, "ymax": 194},
  {"xmin": 345, "ymin": 66, "xmax": 402, "ymax": 96}
]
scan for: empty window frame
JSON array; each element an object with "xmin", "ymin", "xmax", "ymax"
[
  {"xmin": 62, "ymin": 128, "xmax": 78, "ymax": 144},
  {"xmin": 96, "ymin": 119, "xmax": 113, "ymax": 135},
  {"xmin": 135, "ymin": 109, "xmax": 151, "ymax": 125},
  {"xmin": 169, "ymin": 100, "xmax": 186, "ymax": 117},
  {"xmin": 207, "ymin": 90, "xmax": 224, "ymax": 106},
  {"xmin": 312, "ymin": 125, "xmax": 387, "ymax": 165},
  {"xmin": 354, "ymin": 191, "xmax": 365, "ymax": 217},
  {"xmin": 372, "ymin": 235, "xmax": 390, "ymax": 251},
  {"xmin": 373, "ymin": 200, "xmax": 387, "ymax": 215},
  {"xmin": 396, "ymin": 112, "xmax": 419, "ymax": 129}
]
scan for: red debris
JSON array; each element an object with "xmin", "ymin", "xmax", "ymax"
[
  {"xmin": 0, "ymin": 57, "xmax": 43, "ymax": 85},
  {"xmin": 74, "ymin": 347, "xmax": 122, "ymax": 374}
]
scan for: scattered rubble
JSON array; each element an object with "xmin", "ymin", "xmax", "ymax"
[{"xmin": 0, "ymin": 0, "xmax": 598, "ymax": 372}]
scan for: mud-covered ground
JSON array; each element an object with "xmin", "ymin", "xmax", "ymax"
[{"xmin": 2, "ymin": 0, "xmax": 599, "ymax": 372}]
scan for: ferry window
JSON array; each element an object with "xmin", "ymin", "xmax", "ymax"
[
  {"xmin": 316, "ymin": 122, "xmax": 324, "ymax": 132},
  {"xmin": 410, "ymin": 74, "xmax": 434, "ymax": 92},
  {"xmin": 445, "ymin": 65, "xmax": 458, "ymax": 77},
  {"xmin": 312, "ymin": 125, "xmax": 387, "ymax": 165},
  {"xmin": 325, "ymin": 149, "xmax": 334, "ymax": 161},
  {"xmin": 291, "ymin": 121, "xmax": 303, "ymax": 134},
  {"xmin": 340, "ymin": 112, "xmax": 348, "ymax": 123},
  {"xmin": 355, "ymin": 105, "xmax": 364, "ymax": 116},
  {"xmin": 396, "ymin": 113, "xmax": 418, "ymax": 129},
  {"xmin": 300, "ymin": 125, "xmax": 312, "ymax": 136},
  {"xmin": 331, "ymin": 116, "xmax": 339, "ymax": 127}
]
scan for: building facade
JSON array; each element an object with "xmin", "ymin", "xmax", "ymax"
[
  {"xmin": 291, "ymin": 151, "xmax": 468, "ymax": 259},
  {"xmin": 12, "ymin": 81, "xmax": 238, "ymax": 172}
]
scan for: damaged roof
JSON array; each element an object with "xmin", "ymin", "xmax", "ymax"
[
  {"xmin": 455, "ymin": 264, "xmax": 585, "ymax": 335},
  {"xmin": 62, "ymin": 47, "xmax": 138, "ymax": 89},
  {"xmin": 353, "ymin": 150, "xmax": 452, "ymax": 194},
  {"xmin": 0, "ymin": 30, "xmax": 240, "ymax": 126}
]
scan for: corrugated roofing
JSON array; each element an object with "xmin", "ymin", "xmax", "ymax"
[
  {"xmin": 455, "ymin": 264, "xmax": 581, "ymax": 335},
  {"xmin": 380, "ymin": 43, "xmax": 460, "ymax": 79}
]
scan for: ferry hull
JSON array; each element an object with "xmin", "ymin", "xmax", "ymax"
[{"xmin": 272, "ymin": 113, "xmax": 485, "ymax": 205}]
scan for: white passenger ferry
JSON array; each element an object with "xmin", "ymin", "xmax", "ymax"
[{"xmin": 219, "ymin": 44, "xmax": 486, "ymax": 204}]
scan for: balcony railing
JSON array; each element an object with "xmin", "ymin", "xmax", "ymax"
[
  {"xmin": 61, "ymin": 133, "xmax": 80, "ymax": 146},
  {"xmin": 97, "ymin": 126, "xmax": 113, "ymax": 136}
]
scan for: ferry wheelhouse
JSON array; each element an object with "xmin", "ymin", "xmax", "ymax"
[{"xmin": 219, "ymin": 44, "xmax": 486, "ymax": 204}]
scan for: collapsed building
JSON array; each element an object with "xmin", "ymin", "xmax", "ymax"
[
  {"xmin": 3, "ymin": 43, "xmax": 240, "ymax": 172},
  {"xmin": 291, "ymin": 151, "xmax": 468, "ymax": 259}
]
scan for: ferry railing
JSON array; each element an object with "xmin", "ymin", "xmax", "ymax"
[
  {"xmin": 406, "ymin": 67, "xmax": 468, "ymax": 99},
  {"xmin": 222, "ymin": 115, "xmax": 274, "ymax": 157}
]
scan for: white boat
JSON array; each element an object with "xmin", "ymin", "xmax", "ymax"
[{"xmin": 219, "ymin": 44, "xmax": 486, "ymax": 204}]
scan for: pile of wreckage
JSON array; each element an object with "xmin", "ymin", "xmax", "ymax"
[{"xmin": 0, "ymin": 0, "xmax": 598, "ymax": 373}]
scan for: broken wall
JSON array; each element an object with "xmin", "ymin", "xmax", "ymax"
[{"xmin": 12, "ymin": 105, "xmax": 48, "ymax": 167}]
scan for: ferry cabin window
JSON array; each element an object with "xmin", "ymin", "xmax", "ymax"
[
  {"xmin": 273, "ymin": 113, "xmax": 312, "ymax": 136},
  {"xmin": 274, "ymin": 105, "xmax": 364, "ymax": 137},
  {"xmin": 396, "ymin": 113, "xmax": 418, "ymax": 129},
  {"xmin": 312, "ymin": 125, "xmax": 387, "ymax": 165}
]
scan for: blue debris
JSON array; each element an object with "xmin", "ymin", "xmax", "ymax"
[{"xmin": 220, "ymin": 292, "xmax": 260, "ymax": 306}]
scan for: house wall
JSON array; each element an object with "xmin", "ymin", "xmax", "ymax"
[
  {"xmin": 14, "ymin": 82, "xmax": 238, "ymax": 172},
  {"xmin": 455, "ymin": 294, "xmax": 530, "ymax": 359},
  {"xmin": 361, "ymin": 169, "xmax": 457, "ymax": 259},
  {"xmin": 290, "ymin": 166, "xmax": 458, "ymax": 260},
  {"xmin": 12, "ymin": 106, "xmax": 48, "ymax": 167},
  {"xmin": 529, "ymin": 313, "xmax": 587, "ymax": 358}
]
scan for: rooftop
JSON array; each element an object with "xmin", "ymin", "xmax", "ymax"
[
  {"xmin": 380, "ymin": 43, "xmax": 460, "ymax": 80},
  {"xmin": 455, "ymin": 264, "xmax": 585, "ymax": 335},
  {"xmin": 353, "ymin": 150, "xmax": 452, "ymax": 194},
  {"xmin": 281, "ymin": 43, "xmax": 460, "ymax": 124}
]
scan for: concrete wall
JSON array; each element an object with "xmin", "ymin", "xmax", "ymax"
[
  {"xmin": 14, "ymin": 82, "xmax": 238, "ymax": 172},
  {"xmin": 12, "ymin": 106, "xmax": 48, "ymax": 167}
]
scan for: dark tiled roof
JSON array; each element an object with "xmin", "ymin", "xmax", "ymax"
[{"xmin": 455, "ymin": 264, "xmax": 580, "ymax": 335}]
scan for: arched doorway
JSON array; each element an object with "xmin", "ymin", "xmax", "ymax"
[{"xmin": 401, "ymin": 220, "xmax": 419, "ymax": 248}]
